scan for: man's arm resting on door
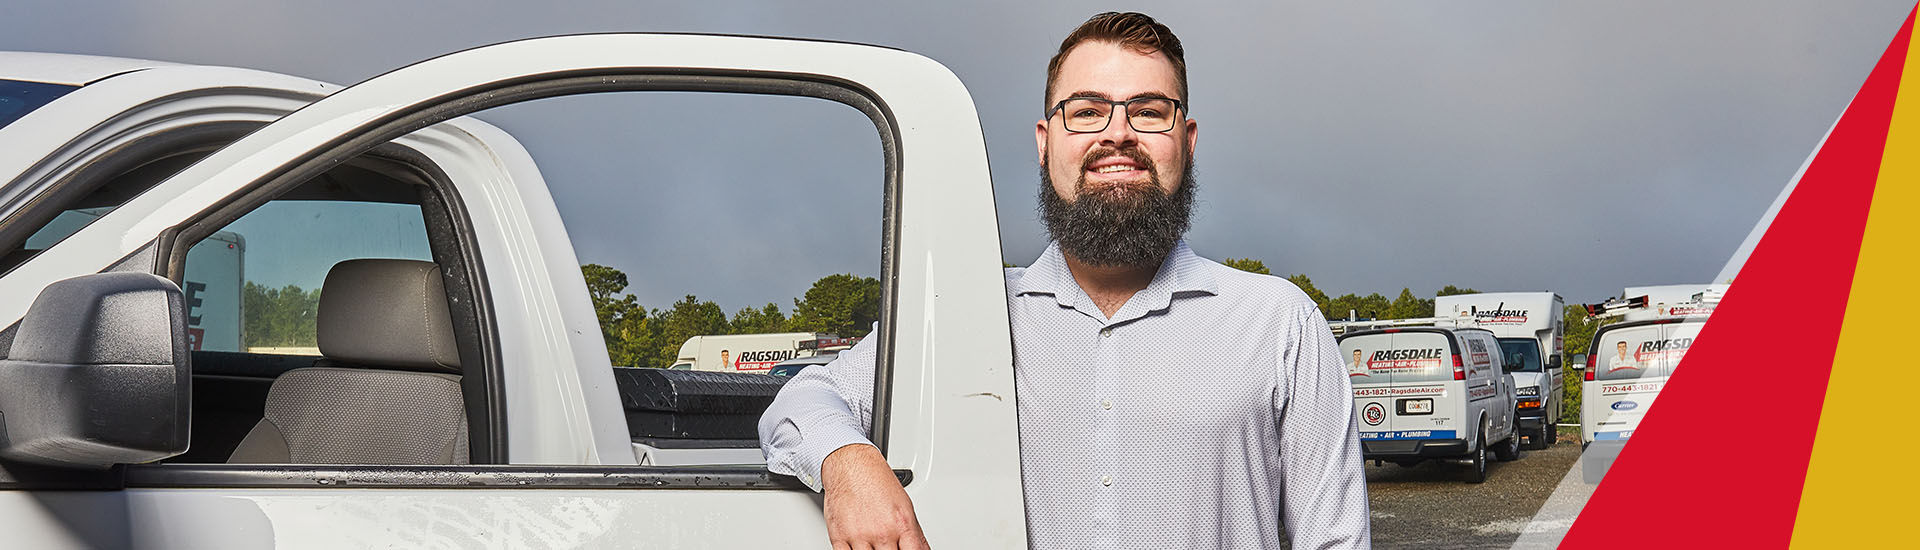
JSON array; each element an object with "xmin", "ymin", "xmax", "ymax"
[{"xmin": 759, "ymin": 334, "xmax": 883, "ymax": 489}]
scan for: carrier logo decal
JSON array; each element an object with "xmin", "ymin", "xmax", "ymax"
[
  {"xmin": 1470, "ymin": 302, "xmax": 1530, "ymax": 324},
  {"xmin": 1362, "ymin": 402, "xmax": 1386, "ymax": 426},
  {"xmin": 1366, "ymin": 348, "xmax": 1446, "ymax": 372},
  {"xmin": 1612, "ymin": 400, "xmax": 1641, "ymax": 411},
  {"xmin": 1355, "ymin": 386, "xmax": 1446, "ymax": 398}
]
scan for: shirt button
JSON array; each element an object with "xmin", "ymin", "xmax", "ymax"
[
  {"xmin": 1100, "ymin": 475, "xmax": 1113, "ymax": 487},
  {"xmin": 1100, "ymin": 328, "xmax": 1113, "ymax": 338},
  {"xmin": 1101, "ymin": 399, "xmax": 1113, "ymax": 410}
]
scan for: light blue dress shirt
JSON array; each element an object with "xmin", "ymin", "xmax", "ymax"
[{"xmin": 760, "ymin": 241, "xmax": 1371, "ymax": 549}]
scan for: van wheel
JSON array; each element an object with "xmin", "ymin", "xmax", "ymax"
[
  {"xmin": 1494, "ymin": 431, "xmax": 1521, "ymax": 462},
  {"xmin": 1466, "ymin": 434, "xmax": 1489, "ymax": 484},
  {"xmin": 1527, "ymin": 422, "xmax": 1554, "ymax": 450}
]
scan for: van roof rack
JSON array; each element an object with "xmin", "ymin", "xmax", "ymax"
[
  {"xmin": 1327, "ymin": 315, "xmax": 1469, "ymax": 336},
  {"xmin": 1581, "ymin": 290, "xmax": 1722, "ymax": 322}
]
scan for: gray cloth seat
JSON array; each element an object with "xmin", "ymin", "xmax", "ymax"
[{"xmin": 228, "ymin": 259, "xmax": 470, "ymax": 465}]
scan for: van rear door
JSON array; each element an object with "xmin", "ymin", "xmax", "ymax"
[
  {"xmin": 1589, "ymin": 320, "xmax": 1705, "ymax": 439},
  {"xmin": 1343, "ymin": 330, "xmax": 1459, "ymax": 441}
]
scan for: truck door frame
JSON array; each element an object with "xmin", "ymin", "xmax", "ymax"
[{"xmin": 150, "ymin": 61, "xmax": 907, "ymax": 475}]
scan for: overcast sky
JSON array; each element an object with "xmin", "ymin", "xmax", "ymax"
[{"xmin": 6, "ymin": 1, "xmax": 1913, "ymax": 311}]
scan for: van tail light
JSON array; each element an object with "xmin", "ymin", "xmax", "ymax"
[
  {"xmin": 1585, "ymin": 354, "xmax": 1597, "ymax": 381},
  {"xmin": 1452, "ymin": 354, "xmax": 1466, "ymax": 381}
]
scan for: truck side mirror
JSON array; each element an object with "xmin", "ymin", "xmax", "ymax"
[
  {"xmin": 1547, "ymin": 355, "xmax": 1562, "ymax": 369},
  {"xmin": 0, "ymin": 273, "xmax": 191, "ymax": 469},
  {"xmin": 1571, "ymin": 354, "xmax": 1588, "ymax": 370}
]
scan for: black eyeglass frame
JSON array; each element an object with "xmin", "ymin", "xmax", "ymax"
[{"xmin": 1045, "ymin": 97, "xmax": 1188, "ymax": 134}]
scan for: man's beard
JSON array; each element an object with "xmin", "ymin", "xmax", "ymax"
[{"xmin": 1039, "ymin": 148, "xmax": 1196, "ymax": 268}]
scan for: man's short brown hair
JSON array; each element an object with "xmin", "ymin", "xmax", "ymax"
[{"xmin": 1043, "ymin": 12, "xmax": 1188, "ymax": 112}]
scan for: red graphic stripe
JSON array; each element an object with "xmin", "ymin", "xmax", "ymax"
[{"xmin": 1561, "ymin": 8, "xmax": 1913, "ymax": 547}]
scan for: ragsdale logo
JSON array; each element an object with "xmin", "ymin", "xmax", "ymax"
[
  {"xmin": 1365, "ymin": 348, "xmax": 1446, "ymax": 372},
  {"xmin": 738, "ymin": 350, "xmax": 796, "ymax": 363},
  {"xmin": 1634, "ymin": 338, "xmax": 1694, "ymax": 361},
  {"xmin": 1363, "ymin": 402, "xmax": 1386, "ymax": 426},
  {"xmin": 733, "ymin": 349, "xmax": 799, "ymax": 370},
  {"xmin": 1371, "ymin": 348, "xmax": 1445, "ymax": 361},
  {"xmin": 1472, "ymin": 302, "xmax": 1530, "ymax": 324}
]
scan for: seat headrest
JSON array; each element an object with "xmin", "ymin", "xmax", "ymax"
[{"xmin": 317, "ymin": 259, "xmax": 461, "ymax": 373}]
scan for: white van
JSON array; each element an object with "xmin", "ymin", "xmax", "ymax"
[
  {"xmin": 1434, "ymin": 292, "xmax": 1565, "ymax": 449},
  {"xmin": 1574, "ymin": 317, "xmax": 1707, "ymax": 482},
  {"xmin": 1578, "ymin": 318, "xmax": 1704, "ymax": 444},
  {"xmin": 1571, "ymin": 285, "xmax": 1718, "ymax": 482},
  {"xmin": 1341, "ymin": 326, "xmax": 1521, "ymax": 482}
]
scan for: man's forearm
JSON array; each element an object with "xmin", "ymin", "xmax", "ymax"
[
  {"xmin": 759, "ymin": 334, "xmax": 883, "ymax": 491},
  {"xmin": 759, "ymin": 371, "xmax": 876, "ymax": 491}
]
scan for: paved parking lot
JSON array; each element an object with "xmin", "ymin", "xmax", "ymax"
[{"xmin": 1362, "ymin": 432, "xmax": 1583, "ymax": 549}]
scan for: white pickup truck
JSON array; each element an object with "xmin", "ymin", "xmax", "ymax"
[{"xmin": 0, "ymin": 35, "xmax": 1023, "ymax": 548}]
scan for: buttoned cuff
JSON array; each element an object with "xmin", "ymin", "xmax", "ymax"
[{"xmin": 771, "ymin": 407, "xmax": 874, "ymax": 492}]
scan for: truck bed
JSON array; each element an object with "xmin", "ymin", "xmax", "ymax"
[{"xmin": 610, "ymin": 367, "xmax": 786, "ymax": 465}]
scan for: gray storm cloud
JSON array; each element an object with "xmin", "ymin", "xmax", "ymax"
[{"xmin": 4, "ymin": 0, "xmax": 1910, "ymax": 311}]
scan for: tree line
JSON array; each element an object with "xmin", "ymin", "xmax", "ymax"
[
  {"xmin": 238, "ymin": 258, "xmax": 1611, "ymax": 423},
  {"xmin": 584, "ymin": 264, "xmax": 880, "ymax": 369},
  {"xmin": 241, "ymin": 281, "xmax": 322, "ymax": 348},
  {"xmin": 1218, "ymin": 258, "xmax": 1480, "ymax": 321},
  {"xmin": 235, "ymin": 266, "xmax": 883, "ymax": 371}
]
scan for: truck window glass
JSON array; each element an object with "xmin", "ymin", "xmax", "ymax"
[
  {"xmin": 2, "ymin": 151, "xmax": 211, "ymax": 276},
  {"xmin": 1595, "ymin": 325, "xmax": 1664, "ymax": 382},
  {"xmin": 1498, "ymin": 339, "xmax": 1543, "ymax": 372},
  {"xmin": 458, "ymin": 91, "xmax": 883, "ymax": 464},
  {"xmin": 143, "ymin": 81, "xmax": 890, "ymax": 473},
  {"xmin": 182, "ymin": 200, "xmax": 431, "ymax": 354},
  {"xmin": 171, "ymin": 173, "xmax": 435, "ymax": 464},
  {"xmin": 0, "ymin": 79, "xmax": 77, "ymax": 130}
]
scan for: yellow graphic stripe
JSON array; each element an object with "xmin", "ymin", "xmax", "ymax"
[{"xmin": 1792, "ymin": 24, "xmax": 1920, "ymax": 547}]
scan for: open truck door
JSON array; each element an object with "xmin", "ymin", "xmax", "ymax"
[{"xmin": 0, "ymin": 34, "xmax": 1021, "ymax": 548}]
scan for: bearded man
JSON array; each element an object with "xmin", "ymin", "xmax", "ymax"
[{"xmin": 760, "ymin": 12, "xmax": 1369, "ymax": 550}]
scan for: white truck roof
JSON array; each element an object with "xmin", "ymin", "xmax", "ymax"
[
  {"xmin": 0, "ymin": 52, "xmax": 187, "ymax": 85},
  {"xmin": 1433, "ymin": 292, "xmax": 1560, "ymax": 337},
  {"xmin": 0, "ymin": 52, "xmax": 341, "ymax": 218}
]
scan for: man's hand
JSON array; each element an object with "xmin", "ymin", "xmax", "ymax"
[{"xmin": 821, "ymin": 443, "xmax": 928, "ymax": 550}]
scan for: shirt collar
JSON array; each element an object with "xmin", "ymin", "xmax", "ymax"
[{"xmin": 1009, "ymin": 240, "xmax": 1220, "ymax": 318}]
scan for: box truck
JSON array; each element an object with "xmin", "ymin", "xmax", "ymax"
[
  {"xmin": 669, "ymin": 332, "xmax": 836, "ymax": 373},
  {"xmin": 1433, "ymin": 292, "xmax": 1564, "ymax": 449}
]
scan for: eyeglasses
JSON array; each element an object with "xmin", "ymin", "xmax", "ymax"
[{"xmin": 1046, "ymin": 97, "xmax": 1185, "ymax": 133}]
